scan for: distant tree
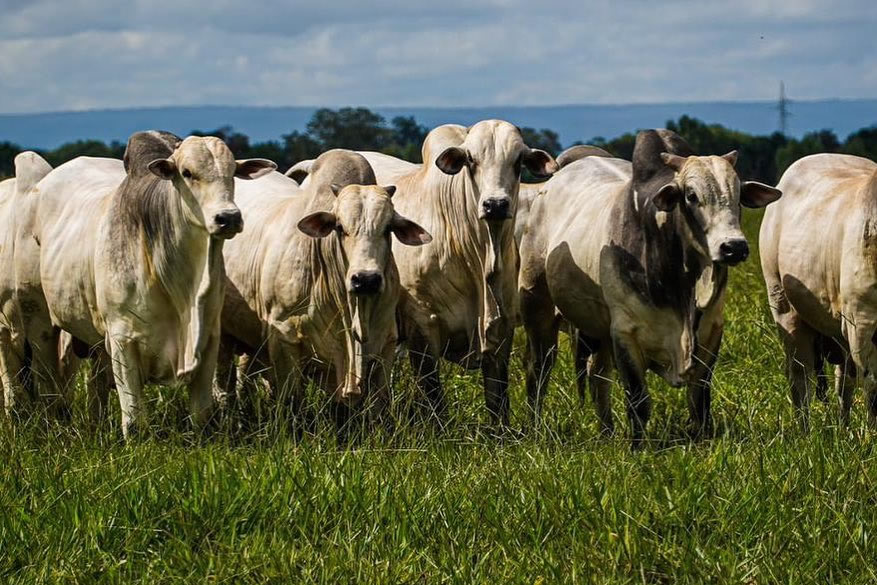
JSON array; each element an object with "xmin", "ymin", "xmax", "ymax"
[
  {"xmin": 192, "ymin": 125, "xmax": 251, "ymax": 157},
  {"xmin": 44, "ymin": 140, "xmax": 125, "ymax": 167},
  {"xmin": 842, "ymin": 126, "xmax": 877, "ymax": 161},
  {"xmin": 306, "ymin": 107, "xmax": 391, "ymax": 151},
  {"xmin": 0, "ymin": 141, "xmax": 21, "ymax": 178},
  {"xmin": 520, "ymin": 127, "xmax": 562, "ymax": 156},
  {"xmin": 281, "ymin": 130, "xmax": 322, "ymax": 168},
  {"xmin": 775, "ymin": 129, "xmax": 840, "ymax": 176}
]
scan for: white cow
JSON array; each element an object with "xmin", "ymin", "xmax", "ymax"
[
  {"xmin": 761, "ymin": 153, "xmax": 877, "ymax": 427},
  {"xmin": 28, "ymin": 131, "xmax": 274, "ymax": 437},
  {"xmin": 0, "ymin": 151, "xmax": 55, "ymax": 415},
  {"xmin": 219, "ymin": 149, "xmax": 430, "ymax": 433},
  {"xmin": 358, "ymin": 120, "xmax": 558, "ymax": 425}
]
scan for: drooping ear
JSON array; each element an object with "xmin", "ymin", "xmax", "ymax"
[
  {"xmin": 285, "ymin": 159, "xmax": 313, "ymax": 184},
  {"xmin": 660, "ymin": 152, "xmax": 687, "ymax": 172},
  {"xmin": 653, "ymin": 182, "xmax": 682, "ymax": 212},
  {"xmin": 740, "ymin": 181, "xmax": 782, "ymax": 208},
  {"xmin": 297, "ymin": 211, "xmax": 337, "ymax": 238},
  {"xmin": 390, "ymin": 213, "xmax": 432, "ymax": 246},
  {"xmin": 523, "ymin": 148, "xmax": 559, "ymax": 178},
  {"xmin": 235, "ymin": 158, "xmax": 276, "ymax": 180},
  {"xmin": 148, "ymin": 158, "xmax": 177, "ymax": 180},
  {"xmin": 721, "ymin": 150, "xmax": 738, "ymax": 167},
  {"xmin": 435, "ymin": 146, "xmax": 467, "ymax": 175},
  {"xmin": 330, "ymin": 183, "xmax": 343, "ymax": 197},
  {"xmin": 382, "ymin": 185, "xmax": 396, "ymax": 198}
]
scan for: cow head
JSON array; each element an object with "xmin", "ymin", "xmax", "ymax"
[
  {"xmin": 653, "ymin": 151, "xmax": 781, "ymax": 265},
  {"xmin": 297, "ymin": 184, "xmax": 432, "ymax": 296},
  {"xmin": 147, "ymin": 136, "xmax": 275, "ymax": 239},
  {"xmin": 434, "ymin": 120, "xmax": 558, "ymax": 222}
]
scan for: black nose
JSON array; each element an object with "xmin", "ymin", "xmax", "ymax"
[
  {"xmin": 482, "ymin": 197, "xmax": 511, "ymax": 220},
  {"xmin": 214, "ymin": 210, "xmax": 243, "ymax": 233},
  {"xmin": 350, "ymin": 271, "xmax": 383, "ymax": 295},
  {"xmin": 719, "ymin": 239, "xmax": 749, "ymax": 265}
]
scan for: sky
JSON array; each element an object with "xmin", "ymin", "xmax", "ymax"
[{"xmin": 0, "ymin": 0, "xmax": 874, "ymax": 114}]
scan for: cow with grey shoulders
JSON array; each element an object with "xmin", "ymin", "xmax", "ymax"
[
  {"xmin": 218, "ymin": 149, "xmax": 431, "ymax": 434},
  {"xmin": 26, "ymin": 130, "xmax": 275, "ymax": 438},
  {"xmin": 518, "ymin": 129, "xmax": 781, "ymax": 447}
]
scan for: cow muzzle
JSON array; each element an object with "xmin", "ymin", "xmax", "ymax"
[
  {"xmin": 480, "ymin": 197, "xmax": 512, "ymax": 221},
  {"xmin": 212, "ymin": 209, "xmax": 244, "ymax": 238},
  {"xmin": 717, "ymin": 238, "xmax": 749, "ymax": 266},
  {"xmin": 349, "ymin": 271, "xmax": 383, "ymax": 296}
]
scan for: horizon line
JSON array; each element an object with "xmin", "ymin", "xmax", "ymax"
[{"xmin": 2, "ymin": 97, "xmax": 875, "ymax": 118}]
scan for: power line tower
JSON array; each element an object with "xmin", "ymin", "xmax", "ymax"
[{"xmin": 777, "ymin": 81, "xmax": 791, "ymax": 136}]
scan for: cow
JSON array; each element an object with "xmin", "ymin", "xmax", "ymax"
[
  {"xmin": 515, "ymin": 145, "xmax": 613, "ymax": 403},
  {"xmin": 519, "ymin": 129, "xmax": 781, "ymax": 447},
  {"xmin": 27, "ymin": 130, "xmax": 274, "ymax": 437},
  {"xmin": 760, "ymin": 153, "xmax": 877, "ymax": 428},
  {"xmin": 354, "ymin": 120, "xmax": 557, "ymax": 425},
  {"xmin": 217, "ymin": 149, "xmax": 430, "ymax": 434},
  {"xmin": 0, "ymin": 151, "xmax": 55, "ymax": 415}
]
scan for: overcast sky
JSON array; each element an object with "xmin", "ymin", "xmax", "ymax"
[{"xmin": 0, "ymin": 0, "xmax": 874, "ymax": 113}]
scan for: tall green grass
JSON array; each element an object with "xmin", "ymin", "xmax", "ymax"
[{"xmin": 2, "ymin": 211, "xmax": 876, "ymax": 584}]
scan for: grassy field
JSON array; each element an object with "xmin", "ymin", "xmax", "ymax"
[{"xmin": 2, "ymin": 211, "xmax": 877, "ymax": 584}]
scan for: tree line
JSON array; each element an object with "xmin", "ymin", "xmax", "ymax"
[{"xmin": 2, "ymin": 107, "xmax": 876, "ymax": 183}]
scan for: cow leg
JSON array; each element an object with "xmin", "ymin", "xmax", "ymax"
[
  {"xmin": 776, "ymin": 314, "xmax": 817, "ymax": 431},
  {"xmin": 573, "ymin": 329, "xmax": 591, "ymax": 405},
  {"xmin": 407, "ymin": 331, "xmax": 445, "ymax": 425},
  {"xmin": 187, "ymin": 330, "xmax": 219, "ymax": 434},
  {"xmin": 687, "ymin": 324, "xmax": 723, "ymax": 439},
  {"xmin": 86, "ymin": 349, "xmax": 112, "ymax": 427},
  {"xmin": 366, "ymin": 339, "xmax": 396, "ymax": 431},
  {"xmin": 612, "ymin": 334, "xmax": 650, "ymax": 449},
  {"xmin": 0, "ymin": 329, "xmax": 28, "ymax": 418},
  {"xmin": 109, "ymin": 336, "xmax": 146, "ymax": 440},
  {"xmin": 481, "ymin": 334, "xmax": 512, "ymax": 427},
  {"xmin": 813, "ymin": 336, "xmax": 829, "ymax": 403},
  {"xmin": 267, "ymin": 336, "xmax": 306, "ymax": 436},
  {"xmin": 521, "ymin": 283, "xmax": 559, "ymax": 425},
  {"xmin": 588, "ymin": 345, "xmax": 615, "ymax": 436},
  {"xmin": 835, "ymin": 356, "xmax": 856, "ymax": 426},
  {"xmin": 845, "ymin": 312, "xmax": 877, "ymax": 428}
]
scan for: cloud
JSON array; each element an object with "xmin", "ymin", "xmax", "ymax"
[{"xmin": 0, "ymin": 0, "xmax": 873, "ymax": 113}]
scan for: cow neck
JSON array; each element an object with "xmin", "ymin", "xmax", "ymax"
[
  {"xmin": 113, "ymin": 175, "xmax": 208, "ymax": 319},
  {"xmin": 616, "ymin": 185, "xmax": 711, "ymax": 314},
  {"xmin": 426, "ymin": 167, "xmax": 512, "ymax": 282},
  {"xmin": 303, "ymin": 186, "xmax": 364, "ymax": 399}
]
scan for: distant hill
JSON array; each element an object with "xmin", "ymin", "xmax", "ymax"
[{"xmin": 2, "ymin": 100, "xmax": 876, "ymax": 150}]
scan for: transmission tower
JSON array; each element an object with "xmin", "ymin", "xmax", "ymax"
[{"xmin": 777, "ymin": 81, "xmax": 791, "ymax": 136}]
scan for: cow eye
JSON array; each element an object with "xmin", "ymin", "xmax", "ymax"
[
  {"xmin": 182, "ymin": 169, "xmax": 193, "ymax": 179},
  {"xmin": 686, "ymin": 190, "xmax": 698, "ymax": 204},
  {"xmin": 467, "ymin": 152, "xmax": 476, "ymax": 169}
]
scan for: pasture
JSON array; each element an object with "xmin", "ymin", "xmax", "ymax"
[{"xmin": 1, "ymin": 209, "xmax": 875, "ymax": 583}]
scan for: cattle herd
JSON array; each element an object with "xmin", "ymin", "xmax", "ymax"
[{"xmin": 0, "ymin": 121, "xmax": 874, "ymax": 448}]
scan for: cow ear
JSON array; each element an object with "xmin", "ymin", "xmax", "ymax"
[
  {"xmin": 740, "ymin": 181, "xmax": 782, "ymax": 208},
  {"xmin": 523, "ymin": 148, "xmax": 559, "ymax": 178},
  {"xmin": 235, "ymin": 158, "xmax": 276, "ymax": 180},
  {"xmin": 436, "ymin": 147, "xmax": 467, "ymax": 175},
  {"xmin": 297, "ymin": 211, "xmax": 337, "ymax": 238},
  {"xmin": 660, "ymin": 152, "xmax": 686, "ymax": 172},
  {"xmin": 653, "ymin": 182, "xmax": 681, "ymax": 212},
  {"xmin": 383, "ymin": 185, "xmax": 396, "ymax": 198},
  {"xmin": 721, "ymin": 150, "xmax": 738, "ymax": 167},
  {"xmin": 390, "ymin": 213, "xmax": 432, "ymax": 246},
  {"xmin": 148, "ymin": 158, "xmax": 177, "ymax": 180},
  {"xmin": 285, "ymin": 160, "xmax": 313, "ymax": 184}
]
